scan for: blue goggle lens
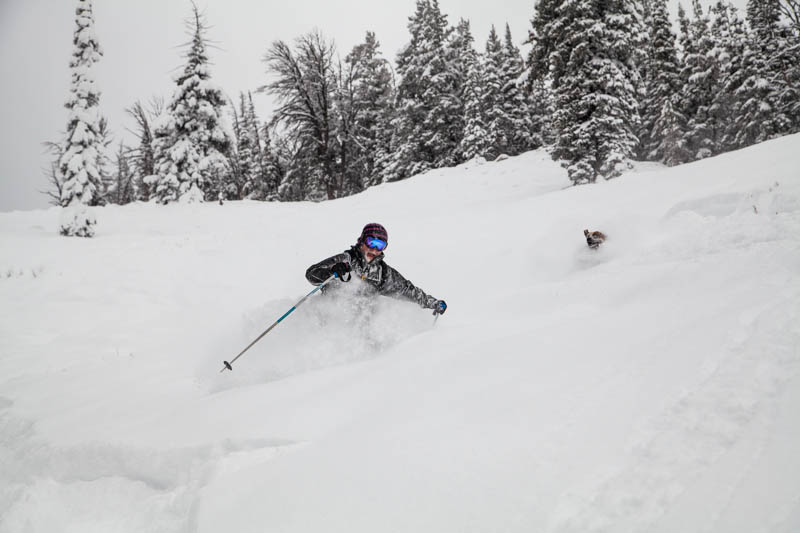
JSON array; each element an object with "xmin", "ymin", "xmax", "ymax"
[{"xmin": 365, "ymin": 237, "xmax": 387, "ymax": 251}]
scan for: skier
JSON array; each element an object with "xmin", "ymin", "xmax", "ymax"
[
  {"xmin": 584, "ymin": 229, "xmax": 606, "ymax": 249},
  {"xmin": 306, "ymin": 223, "xmax": 447, "ymax": 316}
]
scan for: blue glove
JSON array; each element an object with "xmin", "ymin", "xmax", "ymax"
[{"xmin": 433, "ymin": 300, "xmax": 447, "ymax": 315}]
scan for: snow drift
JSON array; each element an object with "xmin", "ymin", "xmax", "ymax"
[{"xmin": 1, "ymin": 136, "xmax": 799, "ymax": 532}]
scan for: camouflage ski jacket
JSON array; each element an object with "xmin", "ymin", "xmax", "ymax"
[{"xmin": 305, "ymin": 245, "xmax": 439, "ymax": 309}]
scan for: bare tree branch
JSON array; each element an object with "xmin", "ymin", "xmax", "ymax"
[
  {"xmin": 779, "ymin": 0, "xmax": 800, "ymax": 35},
  {"xmin": 40, "ymin": 141, "xmax": 63, "ymax": 206}
]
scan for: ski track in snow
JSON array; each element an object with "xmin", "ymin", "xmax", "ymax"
[
  {"xmin": 0, "ymin": 401, "xmax": 302, "ymax": 533},
  {"xmin": 548, "ymin": 277, "xmax": 800, "ymax": 533}
]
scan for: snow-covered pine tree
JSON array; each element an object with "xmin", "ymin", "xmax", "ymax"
[
  {"xmin": 57, "ymin": 0, "xmax": 106, "ymax": 236},
  {"xmin": 522, "ymin": 13, "xmax": 554, "ymax": 149},
  {"xmin": 95, "ymin": 116, "xmax": 116, "ymax": 203},
  {"xmin": 708, "ymin": 1, "xmax": 749, "ymax": 153},
  {"xmin": 126, "ymin": 100, "xmax": 159, "ymax": 202},
  {"xmin": 523, "ymin": 0, "xmax": 564, "ymax": 148},
  {"xmin": 675, "ymin": 5, "xmax": 697, "ymax": 151},
  {"xmin": 106, "ymin": 143, "xmax": 135, "ymax": 205},
  {"xmin": 532, "ymin": 0, "xmax": 646, "ymax": 184},
  {"xmin": 241, "ymin": 93, "xmax": 280, "ymax": 200},
  {"xmin": 225, "ymin": 99, "xmax": 245, "ymax": 200},
  {"xmin": 456, "ymin": 21, "xmax": 490, "ymax": 161},
  {"xmin": 781, "ymin": 14, "xmax": 800, "ymax": 133},
  {"xmin": 255, "ymin": 113, "xmax": 283, "ymax": 201},
  {"xmin": 640, "ymin": 0, "xmax": 685, "ymax": 162},
  {"xmin": 525, "ymin": 77, "xmax": 552, "ymax": 147},
  {"xmin": 483, "ymin": 26, "xmax": 510, "ymax": 160},
  {"xmin": 652, "ymin": 96, "xmax": 693, "ymax": 165},
  {"xmin": 386, "ymin": 0, "xmax": 460, "ymax": 180},
  {"xmin": 500, "ymin": 24, "xmax": 534, "ymax": 155},
  {"xmin": 460, "ymin": 59, "xmax": 490, "ymax": 161},
  {"xmin": 421, "ymin": 0, "xmax": 461, "ymax": 169},
  {"xmin": 444, "ymin": 18, "xmax": 475, "ymax": 165},
  {"xmin": 729, "ymin": 0, "xmax": 798, "ymax": 146},
  {"xmin": 525, "ymin": 0, "xmax": 561, "ymax": 86},
  {"xmin": 382, "ymin": 0, "xmax": 430, "ymax": 182},
  {"xmin": 149, "ymin": 4, "xmax": 231, "ymax": 204},
  {"xmin": 442, "ymin": 19, "xmax": 474, "ymax": 165},
  {"xmin": 233, "ymin": 92, "xmax": 260, "ymax": 199},
  {"xmin": 339, "ymin": 32, "xmax": 395, "ymax": 191},
  {"xmin": 678, "ymin": 1, "xmax": 724, "ymax": 159}
]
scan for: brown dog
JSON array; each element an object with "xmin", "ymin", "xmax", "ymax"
[{"xmin": 584, "ymin": 229, "xmax": 606, "ymax": 249}]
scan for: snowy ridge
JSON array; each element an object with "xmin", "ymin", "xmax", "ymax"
[{"xmin": 1, "ymin": 135, "xmax": 799, "ymax": 532}]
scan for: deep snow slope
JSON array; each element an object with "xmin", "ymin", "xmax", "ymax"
[{"xmin": 1, "ymin": 136, "xmax": 799, "ymax": 532}]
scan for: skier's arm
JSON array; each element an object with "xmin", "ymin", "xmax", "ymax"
[
  {"xmin": 380, "ymin": 264, "xmax": 439, "ymax": 309},
  {"xmin": 305, "ymin": 252, "xmax": 351, "ymax": 285}
]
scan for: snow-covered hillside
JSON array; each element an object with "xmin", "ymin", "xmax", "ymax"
[{"xmin": 1, "ymin": 135, "xmax": 799, "ymax": 532}]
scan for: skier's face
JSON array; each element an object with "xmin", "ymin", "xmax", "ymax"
[{"xmin": 360, "ymin": 242, "xmax": 383, "ymax": 263}]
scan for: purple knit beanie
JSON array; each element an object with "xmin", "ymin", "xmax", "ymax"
[{"xmin": 358, "ymin": 223, "xmax": 388, "ymax": 246}]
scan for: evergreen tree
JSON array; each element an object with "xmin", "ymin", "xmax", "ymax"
[
  {"xmin": 525, "ymin": 0, "xmax": 563, "ymax": 86},
  {"xmin": 383, "ymin": 0, "xmax": 430, "ymax": 182},
  {"xmin": 95, "ymin": 116, "xmax": 115, "ymax": 202},
  {"xmin": 709, "ymin": 1, "xmax": 748, "ymax": 152},
  {"xmin": 640, "ymin": 0, "xmax": 685, "ymax": 162},
  {"xmin": 106, "ymin": 143, "xmax": 135, "ymax": 205},
  {"xmin": 651, "ymin": 96, "xmax": 693, "ymax": 165},
  {"xmin": 500, "ymin": 24, "xmax": 534, "ymax": 155},
  {"xmin": 339, "ymin": 32, "xmax": 395, "ymax": 191},
  {"xmin": 441, "ymin": 19, "xmax": 474, "ymax": 164},
  {"xmin": 678, "ymin": 1, "xmax": 722, "ymax": 159},
  {"xmin": 483, "ymin": 26, "xmax": 510, "ymax": 160},
  {"xmin": 256, "ymin": 117, "xmax": 283, "ymax": 200},
  {"xmin": 422, "ymin": 0, "xmax": 461, "ymax": 168},
  {"xmin": 525, "ymin": 77, "xmax": 552, "ymax": 147},
  {"xmin": 228, "ymin": 94, "xmax": 280, "ymax": 200},
  {"xmin": 58, "ymin": 0, "xmax": 106, "ymax": 211},
  {"xmin": 460, "ymin": 56, "xmax": 490, "ymax": 161},
  {"xmin": 234, "ymin": 92, "xmax": 260, "ymax": 199},
  {"xmin": 126, "ymin": 100, "xmax": 159, "ymax": 202},
  {"xmin": 226, "ymin": 99, "xmax": 245, "ymax": 200},
  {"xmin": 150, "ymin": 4, "xmax": 231, "ymax": 204},
  {"xmin": 522, "ymin": 15, "xmax": 554, "ymax": 149},
  {"xmin": 730, "ymin": 0, "xmax": 798, "ymax": 146},
  {"xmin": 531, "ymin": 0, "xmax": 646, "ymax": 184},
  {"xmin": 457, "ymin": 22, "xmax": 490, "ymax": 161},
  {"xmin": 386, "ymin": 0, "xmax": 460, "ymax": 180},
  {"xmin": 241, "ymin": 93, "xmax": 281, "ymax": 200}
]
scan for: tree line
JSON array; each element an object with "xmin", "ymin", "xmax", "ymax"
[{"xmin": 51, "ymin": 0, "xmax": 800, "ymax": 218}]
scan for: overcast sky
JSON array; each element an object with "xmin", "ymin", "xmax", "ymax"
[{"xmin": 0, "ymin": 0, "xmax": 746, "ymax": 212}]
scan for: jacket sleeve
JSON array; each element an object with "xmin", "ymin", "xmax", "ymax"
[
  {"xmin": 379, "ymin": 263, "xmax": 438, "ymax": 309},
  {"xmin": 305, "ymin": 251, "xmax": 351, "ymax": 285}
]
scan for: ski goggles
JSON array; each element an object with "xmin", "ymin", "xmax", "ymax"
[{"xmin": 364, "ymin": 236, "xmax": 387, "ymax": 251}]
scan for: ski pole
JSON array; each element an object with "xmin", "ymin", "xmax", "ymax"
[{"xmin": 220, "ymin": 273, "xmax": 339, "ymax": 373}]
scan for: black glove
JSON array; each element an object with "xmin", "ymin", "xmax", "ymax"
[
  {"xmin": 432, "ymin": 300, "xmax": 447, "ymax": 315},
  {"xmin": 330, "ymin": 262, "xmax": 352, "ymax": 281}
]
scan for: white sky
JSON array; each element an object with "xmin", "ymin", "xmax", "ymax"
[{"xmin": 0, "ymin": 0, "xmax": 746, "ymax": 212}]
